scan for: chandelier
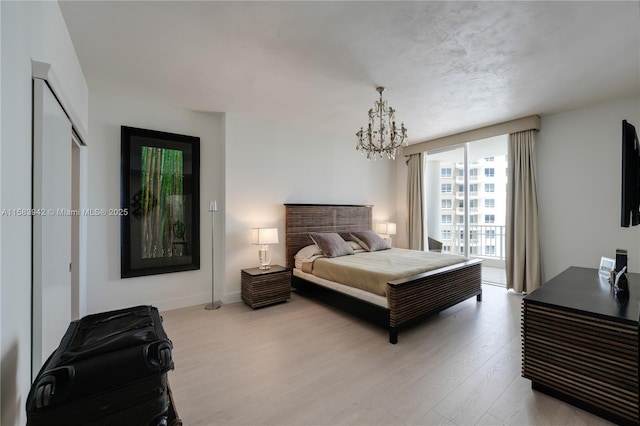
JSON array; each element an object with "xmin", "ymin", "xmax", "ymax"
[{"xmin": 356, "ymin": 87, "xmax": 408, "ymax": 160}]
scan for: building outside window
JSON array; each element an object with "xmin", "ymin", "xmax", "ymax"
[
  {"xmin": 485, "ymin": 199, "xmax": 495, "ymax": 208},
  {"xmin": 485, "ymin": 183, "xmax": 495, "ymax": 192},
  {"xmin": 442, "ymin": 183, "xmax": 452, "ymax": 193},
  {"xmin": 485, "ymin": 168, "xmax": 495, "ymax": 177},
  {"xmin": 485, "ymin": 214, "xmax": 495, "ymax": 224},
  {"xmin": 442, "ymin": 199, "xmax": 452, "ymax": 209},
  {"xmin": 442, "ymin": 214, "xmax": 452, "ymax": 224}
]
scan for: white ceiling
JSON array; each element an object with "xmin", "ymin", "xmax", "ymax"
[{"xmin": 59, "ymin": 1, "xmax": 640, "ymax": 145}]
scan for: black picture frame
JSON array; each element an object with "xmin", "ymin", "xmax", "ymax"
[{"xmin": 121, "ymin": 126, "xmax": 200, "ymax": 278}]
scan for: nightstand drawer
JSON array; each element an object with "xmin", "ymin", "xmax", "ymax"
[{"xmin": 241, "ymin": 265, "xmax": 291, "ymax": 308}]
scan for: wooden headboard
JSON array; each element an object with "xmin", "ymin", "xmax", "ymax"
[{"xmin": 284, "ymin": 204, "xmax": 372, "ymax": 269}]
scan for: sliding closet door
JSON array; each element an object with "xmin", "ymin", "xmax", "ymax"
[{"xmin": 32, "ymin": 78, "xmax": 72, "ymax": 377}]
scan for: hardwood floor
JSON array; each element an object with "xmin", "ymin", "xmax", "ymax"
[{"xmin": 161, "ymin": 285, "xmax": 615, "ymax": 426}]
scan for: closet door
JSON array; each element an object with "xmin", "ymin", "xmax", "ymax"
[{"xmin": 32, "ymin": 78, "xmax": 72, "ymax": 377}]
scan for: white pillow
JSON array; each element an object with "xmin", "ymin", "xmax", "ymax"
[
  {"xmin": 294, "ymin": 244, "xmax": 323, "ymax": 260},
  {"xmin": 346, "ymin": 240, "xmax": 363, "ymax": 251}
]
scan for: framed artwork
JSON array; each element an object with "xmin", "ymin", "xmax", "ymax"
[{"xmin": 121, "ymin": 126, "xmax": 200, "ymax": 278}]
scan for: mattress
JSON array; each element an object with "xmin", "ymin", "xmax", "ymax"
[
  {"xmin": 293, "ymin": 268, "xmax": 388, "ymax": 308},
  {"xmin": 299, "ymin": 248, "xmax": 468, "ymax": 298}
]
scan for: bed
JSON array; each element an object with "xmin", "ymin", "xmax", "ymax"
[{"xmin": 285, "ymin": 203, "xmax": 482, "ymax": 344}]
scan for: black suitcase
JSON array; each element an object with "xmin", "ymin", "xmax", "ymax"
[{"xmin": 26, "ymin": 305, "xmax": 174, "ymax": 426}]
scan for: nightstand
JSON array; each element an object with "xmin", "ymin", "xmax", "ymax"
[{"xmin": 241, "ymin": 265, "xmax": 291, "ymax": 308}]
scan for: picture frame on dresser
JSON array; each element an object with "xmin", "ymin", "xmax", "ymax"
[
  {"xmin": 598, "ymin": 256, "xmax": 615, "ymax": 279},
  {"xmin": 120, "ymin": 126, "xmax": 200, "ymax": 278}
]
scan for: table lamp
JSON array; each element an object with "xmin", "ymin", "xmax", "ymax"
[
  {"xmin": 376, "ymin": 222, "xmax": 396, "ymax": 246},
  {"xmin": 252, "ymin": 227, "xmax": 279, "ymax": 269}
]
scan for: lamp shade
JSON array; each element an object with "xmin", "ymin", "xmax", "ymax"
[
  {"xmin": 376, "ymin": 222, "xmax": 396, "ymax": 235},
  {"xmin": 252, "ymin": 228, "xmax": 279, "ymax": 245}
]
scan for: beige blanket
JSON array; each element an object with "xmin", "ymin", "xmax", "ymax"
[{"xmin": 310, "ymin": 248, "xmax": 468, "ymax": 297}]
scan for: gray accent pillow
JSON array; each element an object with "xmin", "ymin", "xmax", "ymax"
[
  {"xmin": 350, "ymin": 230, "xmax": 391, "ymax": 252},
  {"xmin": 309, "ymin": 232, "xmax": 354, "ymax": 258}
]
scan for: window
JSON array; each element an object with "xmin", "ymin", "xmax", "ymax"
[
  {"xmin": 426, "ymin": 136, "xmax": 507, "ymax": 262},
  {"xmin": 485, "ymin": 245, "xmax": 496, "ymax": 255},
  {"xmin": 442, "ymin": 245, "xmax": 451, "ymax": 253},
  {"xmin": 486, "ymin": 229, "xmax": 496, "ymax": 238}
]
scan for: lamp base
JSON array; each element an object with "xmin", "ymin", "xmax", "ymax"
[
  {"xmin": 204, "ymin": 301, "xmax": 222, "ymax": 310},
  {"xmin": 258, "ymin": 265, "xmax": 271, "ymax": 270}
]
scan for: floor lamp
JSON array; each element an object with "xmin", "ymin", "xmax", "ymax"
[{"xmin": 205, "ymin": 200, "xmax": 222, "ymax": 310}]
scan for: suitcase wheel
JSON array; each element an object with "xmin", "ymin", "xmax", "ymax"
[
  {"xmin": 152, "ymin": 415, "xmax": 168, "ymax": 426},
  {"xmin": 35, "ymin": 382, "xmax": 53, "ymax": 409},
  {"xmin": 145, "ymin": 341, "xmax": 173, "ymax": 371},
  {"xmin": 160, "ymin": 348, "xmax": 171, "ymax": 369},
  {"xmin": 30, "ymin": 366, "xmax": 74, "ymax": 411}
]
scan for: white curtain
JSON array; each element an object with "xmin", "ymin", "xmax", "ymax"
[
  {"xmin": 506, "ymin": 130, "xmax": 542, "ymax": 293},
  {"xmin": 407, "ymin": 153, "xmax": 424, "ymax": 250}
]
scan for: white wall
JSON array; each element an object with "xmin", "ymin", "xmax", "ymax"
[
  {"xmin": 0, "ymin": 2, "xmax": 88, "ymax": 425},
  {"xmin": 537, "ymin": 96, "xmax": 640, "ymax": 281},
  {"xmin": 86, "ymin": 85, "xmax": 224, "ymax": 313},
  {"xmin": 224, "ymin": 113, "xmax": 397, "ymax": 302}
]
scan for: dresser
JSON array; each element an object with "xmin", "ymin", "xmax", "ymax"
[{"xmin": 522, "ymin": 266, "xmax": 640, "ymax": 425}]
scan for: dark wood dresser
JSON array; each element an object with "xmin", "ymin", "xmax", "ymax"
[{"xmin": 522, "ymin": 266, "xmax": 640, "ymax": 425}]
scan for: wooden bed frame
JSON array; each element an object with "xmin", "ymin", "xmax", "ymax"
[{"xmin": 285, "ymin": 204, "xmax": 483, "ymax": 344}]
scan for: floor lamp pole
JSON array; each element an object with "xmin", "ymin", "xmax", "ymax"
[{"xmin": 205, "ymin": 200, "xmax": 222, "ymax": 310}]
